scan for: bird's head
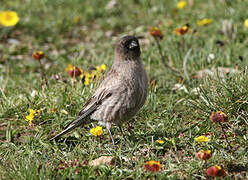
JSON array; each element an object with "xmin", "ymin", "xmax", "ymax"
[{"xmin": 115, "ymin": 35, "xmax": 141, "ymax": 61}]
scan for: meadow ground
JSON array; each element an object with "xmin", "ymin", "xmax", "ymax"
[{"xmin": 0, "ymin": 0, "xmax": 248, "ymax": 179}]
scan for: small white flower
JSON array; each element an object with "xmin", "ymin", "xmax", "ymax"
[
  {"xmin": 31, "ymin": 90, "xmax": 36, "ymax": 97},
  {"xmin": 207, "ymin": 53, "xmax": 215, "ymax": 63},
  {"xmin": 172, "ymin": 83, "xmax": 188, "ymax": 93},
  {"xmin": 191, "ymin": 87, "xmax": 200, "ymax": 95}
]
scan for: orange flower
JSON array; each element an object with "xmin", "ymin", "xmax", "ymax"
[
  {"xmin": 150, "ymin": 27, "xmax": 163, "ymax": 38},
  {"xmin": 210, "ymin": 111, "xmax": 228, "ymax": 123},
  {"xmin": 196, "ymin": 150, "xmax": 212, "ymax": 160},
  {"xmin": 32, "ymin": 51, "xmax": 45, "ymax": 60},
  {"xmin": 144, "ymin": 160, "xmax": 161, "ymax": 173},
  {"xmin": 174, "ymin": 24, "xmax": 189, "ymax": 36},
  {"xmin": 206, "ymin": 165, "xmax": 226, "ymax": 177}
]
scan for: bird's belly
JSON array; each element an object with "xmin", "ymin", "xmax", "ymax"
[{"xmin": 90, "ymin": 85, "xmax": 145, "ymax": 125}]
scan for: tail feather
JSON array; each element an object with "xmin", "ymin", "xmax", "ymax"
[
  {"xmin": 50, "ymin": 115, "xmax": 87, "ymax": 141},
  {"xmin": 50, "ymin": 102, "xmax": 98, "ymax": 141}
]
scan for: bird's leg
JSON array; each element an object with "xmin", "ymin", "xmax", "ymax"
[
  {"xmin": 107, "ymin": 128, "xmax": 115, "ymax": 145},
  {"xmin": 106, "ymin": 123, "xmax": 115, "ymax": 145}
]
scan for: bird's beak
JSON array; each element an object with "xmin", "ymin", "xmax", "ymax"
[{"xmin": 129, "ymin": 40, "xmax": 138, "ymax": 49}]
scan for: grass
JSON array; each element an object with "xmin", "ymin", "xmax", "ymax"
[{"xmin": 0, "ymin": 0, "xmax": 248, "ymax": 179}]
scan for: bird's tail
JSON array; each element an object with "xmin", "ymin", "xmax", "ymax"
[
  {"xmin": 50, "ymin": 104, "xmax": 97, "ymax": 141},
  {"xmin": 50, "ymin": 115, "xmax": 89, "ymax": 141}
]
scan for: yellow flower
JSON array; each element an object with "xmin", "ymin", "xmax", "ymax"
[
  {"xmin": 194, "ymin": 136, "xmax": 210, "ymax": 143},
  {"xmin": 25, "ymin": 114, "xmax": 34, "ymax": 125},
  {"xmin": 100, "ymin": 64, "xmax": 106, "ymax": 71},
  {"xmin": 65, "ymin": 64, "xmax": 74, "ymax": 72},
  {"xmin": 84, "ymin": 72, "xmax": 91, "ymax": 78},
  {"xmin": 197, "ymin": 18, "xmax": 213, "ymax": 26},
  {"xmin": 25, "ymin": 109, "xmax": 40, "ymax": 125},
  {"xmin": 29, "ymin": 109, "xmax": 36, "ymax": 115},
  {"xmin": 156, "ymin": 140, "xmax": 164, "ymax": 144},
  {"xmin": 84, "ymin": 77, "xmax": 90, "ymax": 85},
  {"xmin": 244, "ymin": 19, "xmax": 248, "ymax": 28},
  {"xmin": 0, "ymin": 11, "xmax": 19, "ymax": 27},
  {"xmin": 96, "ymin": 64, "xmax": 107, "ymax": 73},
  {"xmin": 90, "ymin": 126, "xmax": 103, "ymax": 136},
  {"xmin": 96, "ymin": 66, "xmax": 101, "ymax": 72},
  {"xmin": 177, "ymin": 0, "xmax": 186, "ymax": 9}
]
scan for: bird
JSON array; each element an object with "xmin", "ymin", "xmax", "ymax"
[{"xmin": 51, "ymin": 35, "xmax": 148, "ymax": 144}]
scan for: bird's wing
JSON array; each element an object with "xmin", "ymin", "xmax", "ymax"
[{"xmin": 50, "ymin": 89, "xmax": 112, "ymax": 141}]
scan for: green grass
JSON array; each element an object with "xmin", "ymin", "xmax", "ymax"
[{"xmin": 1, "ymin": 0, "xmax": 248, "ymax": 179}]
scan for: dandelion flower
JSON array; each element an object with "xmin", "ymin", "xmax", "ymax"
[
  {"xmin": 100, "ymin": 64, "xmax": 106, "ymax": 71},
  {"xmin": 25, "ymin": 109, "xmax": 40, "ymax": 125},
  {"xmin": 144, "ymin": 160, "xmax": 162, "ymax": 173},
  {"xmin": 25, "ymin": 114, "xmax": 34, "ymax": 124},
  {"xmin": 90, "ymin": 126, "xmax": 103, "ymax": 136},
  {"xmin": 29, "ymin": 109, "xmax": 36, "ymax": 115},
  {"xmin": 177, "ymin": 0, "xmax": 187, "ymax": 9},
  {"xmin": 0, "ymin": 11, "xmax": 19, "ymax": 27},
  {"xmin": 96, "ymin": 66, "xmax": 101, "ymax": 72},
  {"xmin": 244, "ymin": 19, "xmax": 248, "ymax": 28},
  {"xmin": 197, "ymin": 18, "xmax": 213, "ymax": 26},
  {"xmin": 194, "ymin": 136, "xmax": 210, "ymax": 143},
  {"xmin": 156, "ymin": 139, "xmax": 164, "ymax": 144}
]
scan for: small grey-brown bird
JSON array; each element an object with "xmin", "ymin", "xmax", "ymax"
[{"xmin": 51, "ymin": 35, "xmax": 148, "ymax": 144}]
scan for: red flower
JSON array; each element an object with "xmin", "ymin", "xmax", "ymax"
[
  {"xmin": 196, "ymin": 150, "xmax": 212, "ymax": 160},
  {"xmin": 150, "ymin": 27, "xmax": 163, "ymax": 38},
  {"xmin": 210, "ymin": 111, "xmax": 228, "ymax": 123},
  {"xmin": 144, "ymin": 160, "xmax": 161, "ymax": 173},
  {"xmin": 32, "ymin": 51, "xmax": 45, "ymax": 60},
  {"xmin": 206, "ymin": 165, "xmax": 226, "ymax": 177},
  {"xmin": 67, "ymin": 67, "xmax": 82, "ymax": 77},
  {"xmin": 174, "ymin": 24, "xmax": 189, "ymax": 36}
]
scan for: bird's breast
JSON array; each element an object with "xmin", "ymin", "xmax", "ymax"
[{"xmin": 90, "ymin": 61, "xmax": 148, "ymax": 125}]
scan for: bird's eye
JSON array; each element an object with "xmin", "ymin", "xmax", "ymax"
[{"xmin": 128, "ymin": 40, "xmax": 138, "ymax": 50}]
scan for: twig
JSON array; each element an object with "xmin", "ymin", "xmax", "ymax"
[
  {"xmin": 154, "ymin": 38, "xmax": 181, "ymax": 75},
  {"xmin": 219, "ymin": 122, "xmax": 232, "ymax": 151},
  {"xmin": 38, "ymin": 59, "xmax": 48, "ymax": 87},
  {"xmin": 182, "ymin": 36, "xmax": 185, "ymax": 52}
]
